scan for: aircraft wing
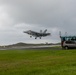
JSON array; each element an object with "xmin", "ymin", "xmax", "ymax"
[
  {"xmin": 24, "ymin": 30, "xmax": 41, "ymax": 37},
  {"xmin": 30, "ymin": 31, "xmax": 41, "ymax": 37}
]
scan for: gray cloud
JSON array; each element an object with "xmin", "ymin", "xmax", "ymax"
[{"xmin": 0, "ymin": 0, "xmax": 76, "ymax": 45}]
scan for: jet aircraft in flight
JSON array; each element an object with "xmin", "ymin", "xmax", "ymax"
[{"xmin": 23, "ymin": 29, "xmax": 51, "ymax": 39}]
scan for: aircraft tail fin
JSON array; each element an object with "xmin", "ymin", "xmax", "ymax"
[
  {"xmin": 40, "ymin": 30, "xmax": 42, "ymax": 33},
  {"xmin": 43, "ymin": 29, "xmax": 47, "ymax": 33}
]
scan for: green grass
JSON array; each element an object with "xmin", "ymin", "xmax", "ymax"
[{"xmin": 0, "ymin": 49, "xmax": 76, "ymax": 75}]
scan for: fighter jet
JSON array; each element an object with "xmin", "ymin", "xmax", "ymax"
[{"xmin": 23, "ymin": 29, "xmax": 51, "ymax": 39}]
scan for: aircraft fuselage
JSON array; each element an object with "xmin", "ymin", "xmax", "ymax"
[{"xmin": 23, "ymin": 30, "xmax": 51, "ymax": 39}]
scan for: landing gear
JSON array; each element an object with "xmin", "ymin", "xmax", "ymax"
[
  {"xmin": 40, "ymin": 37, "xmax": 41, "ymax": 39},
  {"xmin": 35, "ymin": 37, "xmax": 37, "ymax": 39}
]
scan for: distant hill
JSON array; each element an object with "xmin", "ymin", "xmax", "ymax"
[
  {"xmin": 10, "ymin": 42, "xmax": 30, "ymax": 46},
  {"xmin": 0, "ymin": 42, "xmax": 61, "ymax": 48},
  {"xmin": 6, "ymin": 42, "xmax": 33, "ymax": 47},
  {"xmin": 8, "ymin": 42, "xmax": 60, "ymax": 46}
]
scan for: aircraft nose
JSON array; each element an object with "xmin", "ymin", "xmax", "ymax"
[{"xmin": 23, "ymin": 31, "xmax": 27, "ymax": 33}]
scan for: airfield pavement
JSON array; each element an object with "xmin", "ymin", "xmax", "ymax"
[{"xmin": 0, "ymin": 45, "xmax": 60, "ymax": 50}]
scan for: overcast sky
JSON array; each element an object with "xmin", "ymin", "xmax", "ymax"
[{"xmin": 0, "ymin": 0, "xmax": 76, "ymax": 45}]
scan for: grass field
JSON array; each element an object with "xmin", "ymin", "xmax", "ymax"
[{"xmin": 0, "ymin": 48, "xmax": 76, "ymax": 75}]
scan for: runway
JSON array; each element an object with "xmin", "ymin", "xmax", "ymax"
[{"xmin": 0, "ymin": 45, "xmax": 60, "ymax": 50}]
